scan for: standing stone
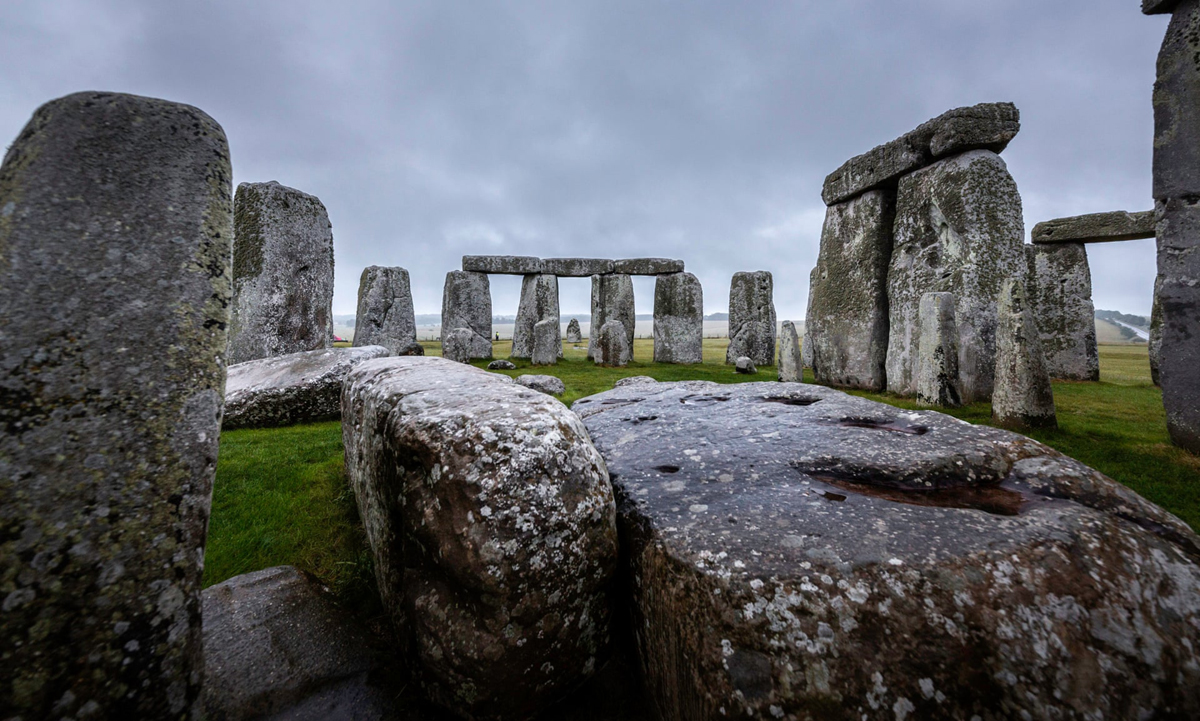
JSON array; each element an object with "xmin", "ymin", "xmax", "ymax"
[
  {"xmin": 512, "ymin": 273, "xmax": 561, "ymax": 360},
  {"xmin": 726, "ymin": 271, "xmax": 776, "ymax": 366},
  {"xmin": 778, "ymin": 320, "xmax": 803, "ymax": 382},
  {"xmin": 1150, "ymin": 278, "xmax": 1163, "ymax": 386},
  {"xmin": 0, "ymin": 91, "xmax": 233, "ymax": 720},
  {"xmin": 589, "ymin": 274, "xmax": 635, "ymax": 360},
  {"xmin": 352, "ymin": 265, "xmax": 422, "ymax": 356},
  {"xmin": 802, "ymin": 269, "xmax": 816, "ymax": 370},
  {"xmin": 1024, "ymin": 243, "xmax": 1099, "ymax": 381},
  {"xmin": 993, "ymin": 279, "xmax": 1057, "ymax": 429},
  {"xmin": 566, "ymin": 317, "xmax": 583, "ymax": 343},
  {"xmin": 887, "ymin": 150, "xmax": 1027, "ymax": 402},
  {"xmin": 228, "ymin": 181, "xmax": 334, "ymax": 364},
  {"xmin": 441, "ymin": 270, "xmax": 492, "ymax": 360},
  {"xmin": 595, "ymin": 320, "xmax": 631, "ymax": 367},
  {"xmin": 441, "ymin": 328, "xmax": 475, "ymax": 364},
  {"xmin": 806, "ymin": 190, "xmax": 893, "ymax": 390},
  {"xmin": 653, "ymin": 272, "xmax": 703, "ymax": 364},
  {"xmin": 532, "ymin": 318, "xmax": 559, "ymax": 366},
  {"xmin": 916, "ymin": 292, "xmax": 963, "ymax": 407}
]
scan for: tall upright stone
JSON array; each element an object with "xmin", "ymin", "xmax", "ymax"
[
  {"xmin": 1025, "ymin": 244, "xmax": 1099, "ymax": 381},
  {"xmin": 653, "ymin": 272, "xmax": 703, "ymax": 364},
  {"xmin": 352, "ymin": 265, "xmax": 422, "ymax": 356},
  {"xmin": 440, "ymin": 270, "xmax": 492, "ymax": 360},
  {"xmin": 595, "ymin": 320, "xmax": 631, "ymax": 367},
  {"xmin": 589, "ymin": 274, "xmax": 635, "ymax": 360},
  {"xmin": 802, "ymin": 269, "xmax": 816, "ymax": 370},
  {"xmin": 726, "ymin": 271, "xmax": 776, "ymax": 366},
  {"xmin": 512, "ymin": 273, "xmax": 561, "ymax": 360},
  {"xmin": 777, "ymin": 320, "xmax": 803, "ymax": 382},
  {"xmin": 993, "ymin": 279, "xmax": 1057, "ymax": 429},
  {"xmin": 566, "ymin": 317, "xmax": 583, "ymax": 343},
  {"xmin": 887, "ymin": 150, "xmax": 1027, "ymax": 402},
  {"xmin": 806, "ymin": 189, "xmax": 893, "ymax": 390},
  {"xmin": 532, "ymin": 318, "xmax": 559, "ymax": 366},
  {"xmin": 228, "ymin": 181, "xmax": 334, "ymax": 364},
  {"xmin": 0, "ymin": 91, "xmax": 233, "ymax": 719},
  {"xmin": 916, "ymin": 292, "xmax": 963, "ymax": 407},
  {"xmin": 1150, "ymin": 278, "xmax": 1163, "ymax": 386}
]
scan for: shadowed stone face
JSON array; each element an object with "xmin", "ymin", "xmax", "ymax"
[
  {"xmin": 590, "ymin": 274, "xmax": 635, "ymax": 361},
  {"xmin": 1025, "ymin": 244, "xmax": 1099, "ymax": 381},
  {"xmin": 992, "ymin": 279, "xmax": 1057, "ymax": 430},
  {"xmin": 0, "ymin": 91, "xmax": 233, "ymax": 719},
  {"xmin": 440, "ymin": 271, "xmax": 492, "ymax": 360},
  {"xmin": 512, "ymin": 274, "xmax": 560, "ymax": 360},
  {"xmin": 353, "ymin": 266, "xmax": 422, "ymax": 356},
  {"xmin": 727, "ymin": 271, "xmax": 776, "ymax": 366},
  {"xmin": 653, "ymin": 272, "xmax": 703, "ymax": 364}
]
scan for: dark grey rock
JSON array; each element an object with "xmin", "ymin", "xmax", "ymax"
[
  {"xmin": 441, "ymin": 327, "xmax": 475, "ymax": 364},
  {"xmin": 726, "ymin": 271, "xmax": 776, "ymax": 366},
  {"xmin": 612, "ymin": 258, "xmax": 685, "ymax": 275},
  {"xmin": 614, "ymin": 376, "xmax": 658, "ymax": 387},
  {"xmin": 462, "ymin": 254, "xmax": 544, "ymax": 275},
  {"xmin": 1031, "ymin": 210, "xmax": 1155, "ymax": 244},
  {"xmin": 1153, "ymin": 196, "xmax": 1200, "ymax": 452},
  {"xmin": 229, "ymin": 181, "xmax": 334, "ymax": 364},
  {"xmin": 573, "ymin": 380, "xmax": 1200, "ymax": 720},
  {"xmin": 1145, "ymin": 0, "xmax": 1180, "ymax": 13},
  {"xmin": 653, "ymin": 272, "xmax": 703, "ymax": 364},
  {"xmin": 595, "ymin": 320, "xmax": 631, "ymax": 367},
  {"xmin": 532, "ymin": 318, "xmax": 560, "ymax": 366},
  {"xmin": 1026, "ymin": 244, "xmax": 1100, "ymax": 381},
  {"xmin": 223, "ymin": 346, "xmax": 391, "ymax": 429},
  {"xmin": 807, "ymin": 190, "xmax": 893, "ymax": 390},
  {"xmin": 778, "ymin": 320, "xmax": 803, "ymax": 383},
  {"xmin": 734, "ymin": 356, "xmax": 757, "ymax": 374},
  {"xmin": 566, "ymin": 317, "xmax": 584, "ymax": 343},
  {"xmin": 342, "ymin": 357, "xmax": 618, "ymax": 719},
  {"xmin": 441, "ymin": 271, "xmax": 492, "ymax": 360},
  {"xmin": 1154, "ymin": 0, "xmax": 1200, "ymax": 202},
  {"xmin": 352, "ymin": 266, "xmax": 422, "ymax": 356},
  {"xmin": 542, "ymin": 258, "xmax": 616, "ymax": 276},
  {"xmin": 993, "ymin": 279, "xmax": 1057, "ymax": 429},
  {"xmin": 802, "ymin": 268, "xmax": 816, "ymax": 370},
  {"xmin": 512, "ymin": 274, "xmax": 561, "ymax": 360},
  {"xmin": 0, "ymin": 91, "xmax": 233, "ymax": 719},
  {"xmin": 487, "ymin": 359, "xmax": 517, "ymax": 370},
  {"xmin": 590, "ymin": 274, "xmax": 635, "ymax": 361},
  {"xmin": 916, "ymin": 292, "xmax": 962, "ymax": 407},
  {"xmin": 1150, "ymin": 277, "xmax": 1163, "ymax": 387},
  {"xmin": 515, "ymin": 373, "xmax": 566, "ymax": 396}
]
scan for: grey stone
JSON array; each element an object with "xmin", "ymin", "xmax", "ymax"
[
  {"xmin": 1031, "ymin": 210, "xmax": 1156, "ymax": 244},
  {"xmin": 441, "ymin": 327, "xmax": 476, "ymax": 364},
  {"xmin": 653, "ymin": 272, "xmax": 703, "ymax": 364},
  {"xmin": 0, "ymin": 91, "xmax": 233, "ymax": 719},
  {"xmin": 1026, "ymin": 244, "xmax": 1100, "ymax": 381},
  {"xmin": 532, "ymin": 318, "xmax": 560, "ymax": 366},
  {"xmin": 612, "ymin": 258, "xmax": 685, "ymax": 275},
  {"xmin": 342, "ymin": 357, "xmax": 618, "ymax": 719},
  {"xmin": 822, "ymin": 102, "xmax": 1021, "ymax": 205},
  {"xmin": 487, "ymin": 359, "xmax": 517, "ymax": 370},
  {"xmin": 778, "ymin": 320, "xmax": 803, "ymax": 382},
  {"xmin": 228, "ymin": 181, "xmax": 334, "ymax": 364},
  {"xmin": 614, "ymin": 376, "xmax": 658, "ymax": 387},
  {"xmin": 916, "ymin": 292, "xmax": 963, "ymax": 407},
  {"xmin": 515, "ymin": 373, "xmax": 566, "ymax": 396},
  {"xmin": 589, "ymin": 274, "xmax": 635, "ymax": 361},
  {"xmin": 441, "ymin": 270, "xmax": 492, "ymax": 359},
  {"xmin": 1153, "ymin": 196, "xmax": 1200, "ymax": 452},
  {"xmin": 573, "ymin": 380, "xmax": 1200, "ymax": 720},
  {"xmin": 1150, "ymin": 277, "xmax": 1163, "ymax": 387},
  {"xmin": 566, "ymin": 317, "xmax": 584, "ymax": 343},
  {"xmin": 887, "ymin": 150, "xmax": 1027, "ymax": 402},
  {"xmin": 595, "ymin": 320, "xmax": 632, "ymax": 367},
  {"xmin": 1145, "ymin": 0, "xmax": 1180, "ymax": 13},
  {"xmin": 734, "ymin": 356, "xmax": 757, "ymax": 374},
  {"xmin": 223, "ymin": 346, "xmax": 391, "ymax": 429},
  {"xmin": 807, "ymin": 190, "xmax": 893, "ymax": 390},
  {"xmin": 993, "ymin": 279, "xmax": 1058, "ymax": 429},
  {"xmin": 726, "ymin": 271, "xmax": 777, "ymax": 366},
  {"xmin": 462, "ymin": 254, "xmax": 544, "ymax": 275},
  {"xmin": 1154, "ymin": 0, "xmax": 1200, "ymax": 202},
  {"xmin": 542, "ymin": 257, "xmax": 615, "ymax": 276},
  {"xmin": 352, "ymin": 265, "xmax": 422, "ymax": 356},
  {"xmin": 802, "ymin": 268, "xmax": 816, "ymax": 370},
  {"xmin": 512, "ymin": 274, "xmax": 561, "ymax": 360}
]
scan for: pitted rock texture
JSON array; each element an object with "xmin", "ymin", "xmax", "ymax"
[
  {"xmin": 573, "ymin": 380, "xmax": 1200, "ymax": 721},
  {"xmin": 513, "ymin": 274, "xmax": 560, "ymax": 360},
  {"xmin": 532, "ymin": 319, "xmax": 560, "ymax": 366},
  {"xmin": 353, "ymin": 265, "xmax": 422, "ymax": 356},
  {"xmin": 807, "ymin": 190, "xmax": 893, "ymax": 390},
  {"xmin": 916, "ymin": 292, "xmax": 962, "ymax": 408},
  {"xmin": 441, "ymin": 328, "xmax": 476, "ymax": 364},
  {"xmin": 228, "ymin": 181, "xmax": 334, "ymax": 364},
  {"xmin": 342, "ymin": 357, "xmax": 619, "ymax": 720},
  {"xmin": 590, "ymin": 274, "xmax": 635, "ymax": 361},
  {"xmin": 542, "ymin": 258, "xmax": 616, "ymax": 276},
  {"xmin": 653, "ymin": 272, "xmax": 703, "ymax": 364},
  {"xmin": 1025, "ymin": 244, "xmax": 1099, "ymax": 381},
  {"xmin": 886, "ymin": 150, "xmax": 1026, "ymax": 402},
  {"xmin": 1152, "ymin": 196, "xmax": 1200, "ymax": 452},
  {"xmin": 802, "ymin": 268, "xmax": 816, "ymax": 370},
  {"xmin": 1031, "ymin": 210, "xmax": 1155, "ymax": 244},
  {"xmin": 566, "ymin": 318, "xmax": 584, "ymax": 343},
  {"xmin": 596, "ymin": 320, "xmax": 632, "ymax": 367},
  {"xmin": 515, "ymin": 374, "xmax": 566, "ymax": 396},
  {"xmin": 615, "ymin": 376, "xmax": 658, "ymax": 388},
  {"xmin": 778, "ymin": 320, "xmax": 803, "ymax": 383},
  {"xmin": 223, "ymin": 346, "xmax": 390, "ymax": 429},
  {"xmin": 993, "ymin": 279, "xmax": 1057, "ymax": 430},
  {"xmin": 727, "ymin": 271, "xmax": 777, "ymax": 366},
  {"xmin": 0, "ymin": 91, "xmax": 233, "ymax": 720},
  {"xmin": 462, "ymin": 255, "xmax": 544, "ymax": 275},
  {"xmin": 441, "ymin": 271, "xmax": 493, "ymax": 360},
  {"xmin": 613, "ymin": 258, "xmax": 685, "ymax": 275},
  {"xmin": 1154, "ymin": 0, "xmax": 1200, "ymax": 202}
]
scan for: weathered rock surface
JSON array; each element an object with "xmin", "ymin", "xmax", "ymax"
[
  {"xmin": 532, "ymin": 318, "xmax": 560, "ymax": 366},
  {"xmin": 441, "ymin": 327, "xmax": 476, "ymax": 364},
  {"xmin": 462, "ymin": 255, "xmax": 543, "ymax": 275},
  {"xmin": 515, "ymin": 374, "xmax": 566, "ymax": 396},
  {"xmin": 342, "ymin": 357, "xmax": 619, "ymax": 720},
  {"xmin": 487, "ymin": 359, "xmax": 517, "ymax": 370},
  {"xmin": 1154, "ymin": 1, "xmax": 1200, "ymax": 201},
  {"xmin": 573, "ymin": 380, "xmax": 1200, "ymax": 721},
  {"xmin": 887, "ymin": 150, "xmax": 1026, "ymax": 402},
  {"xmin": 542, "ymin": 258, "xmax": 616, "ymax": 276},
  {"xmin": 1150, "ymin": 278, "xmax": 1163, "ymax": 387},
  {"xmin": 615, "ymin": 376, "xmax": 658, "ymax": 388},
  {"xmin": 223, "ymin": 346, "xmax": 391, "ymax": 429},
  {"xmin": 613, "ymin": 258, "xmax": 685, "ymax": 275},
  {"xmin": 807, "ymin": 190, "xmax": 893, "ymax": 390},
  {"xmin": 802, "ymin": 269, "xmax": 816, "ymax": 370},
  {"xmin": 726, "ymin": 271, "xmax": 777, "ymax": 366},
  {"xmin": 993, "ymin": 279, "xmax": 1057, "ymax": 429},
  {"xmin": 228, "ymin": 181, "xmax": 334, "ymax": 364},
  {"xmin": 512, "ymin": 274, "xmax": 561, "ymax": 360},
  {"xmin": 1031, "ymin": 210, "xmax": 1155, "ymax": 244},
  {"xmin": 778, "ymin": 320, "xmax": 803, "ymax": 383},
  {"xmin": 823, "ymin": 103, "xmax": 1021, "ymax": 205},
  {"xmin": 595, "ymin": 320, "xmax": 632, "ymax": 367},
  {"xmin": 0, "ymin": 91, "xmax": 233, "ymax": 719},
  {"xmin": 734, "ymin": 356, "xmax": 757, "ymax": 374},
  {"xmin": 590, "ymin": 274, "xmax": 635, "ymax": 361},
  {"xmin": 566, "ymin": 317, "xmax": 584, "ymax": 343},
  {"xmin": 1025, "ymin": 243, "xmax": 1100, "ymax": 381},
  {"xmin": 916, "ymin": 292, "xmax": 962, "ymax": 407},
  {"xmin": 353, "ymin": 265, "xmax": 422, "ymax": 356},
  {"xmin": 441, "ymin": 270, "xmax": 493, "ymax": 360},
  {"xmin": 653, "ymin": 272, "xmax": 703, "ymax": 364}
]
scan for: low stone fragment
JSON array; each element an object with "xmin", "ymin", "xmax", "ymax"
[
  {"xmin": 462, "ymin": 255, "xmax": 544, "ymax": 274},
  {"xmin": 441, "ymin": 270, "xmax": 493, "ymax": 360},
  {"xmin": 993, "ymin": 279, "xmax": 1057, "ymax": 429},
  {"xmin": 566, "ymin": 318, "xmax": 584, "ymax": 343},
  {"xmin": 1153, "ymin": 196, "xmax": 1200, "ymax": 452},
  {"xmin": 1025, "ymin": 244, "xmax": 1099, "ymax": 381},
  {"xmin": 488, "ymin": 359, "xmax": 517, "ymax": 370},
  {"xmin": 515, "ymin": 374, "xmax": 566, "ymax": 396},
  {"xmin": 532, "ymin": 318, "xmax": 560, "ymax": 366},
  {"xmin": 590, "ymin": 274, "xmax": 635, "ymax": 361},
  {"xmin": 513, "ymin": 274, "xmax": 561, "ymax": 360},
  {"xmin": 916, "ymin": 292, "xmax": 962, "ymax": 407},
  {"xmin": 1031, "ymin": 210, "xmax": 1155, "ymax": 244},
  {"xmin": 734, "ymin": 356, "xmax": 757, "ymax": 374},
  {"xmin": 542, "ymin": 258, "xmax": 615, "ymax": 276},
  {"xmin": 595, "ymin": 320, "xmax": 631, "ymax": 367},
  {"xmin": 441, "ymin": 328, "xmax": 476, "ymax": 364},
  {"xmin": 615, "ymin": 376, "xmax": 658, "ymax": 387},
  {"xmin": 612, "ymin": 258, "xmax": 685, "ymax": 275},
  {"xmin": 353, "ymin": 265, "xmax": 423, "ymax": 355},
  {"xmin": 726, "ymin": 271, "xmax": 776, "ymax": 366},
  {"xmin": 778, "ymin": 320, "xmax": 803, "ymax": 382},
  {"xmin": 653, "ymin": 272, "xmax": 703, "ymax": 364}
]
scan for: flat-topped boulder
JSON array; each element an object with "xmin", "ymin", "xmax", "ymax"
[
  {"xmin": 613, "ymin": 257, "xmax": 685, "ymax": 275},
  {"xmin": 462, "ymin": 254, "xmax": 544, "ymax": 275},
  {"xmin": 542, "ymin": 257, "xmax": 616, "ymax": 276},
  {"xmin": 1031, "ymin": 209, "xmax": 1155, "ymax": 244}
]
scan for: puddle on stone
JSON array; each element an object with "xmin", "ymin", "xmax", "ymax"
[
  {"xmin": 809, "ymin": 475, "xmax": 1035, "ymax": 517},
  {"xmin": 680, "ymin": 394, "xmax": 732, "ymax": 405},
  {"xmin": 759, "ymin": 396, "xmax": 821, "ymax": 407},
  {"xmin": 834, "ymin": 417, "xmax": 929, "ymax": 435},
  {"xmin": 653, "ymin": 465, "xmax": 681, "ymax": 474}
]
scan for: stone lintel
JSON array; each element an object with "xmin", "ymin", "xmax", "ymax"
[
  {"xmin": 462, "ymin": 256, "xmax": 683, "ymax": 276},
  {"xmin": 1031, "ymin": 210, "xmax": 1155, "ymax": 244},
  {"xmin": 541, "ymin": 258, "xmax": 616, "ymax": 276},
  {"xmin": 612, "ymin": 258, "xmax": 684, "ymax": 275},
  {"xmin": 462, "ymin": 255, "xmax": 544, "ymax": 275}
]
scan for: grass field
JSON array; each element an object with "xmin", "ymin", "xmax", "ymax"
[{"xmin": 204, "ymin": 340, "xmax": 1200, "ymax": 598}]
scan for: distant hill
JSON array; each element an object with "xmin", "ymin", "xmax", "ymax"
[
  {"xmin": 1095, "ymin": 309, "xmax": 1149, "ymax": 330},
  {"xmin": 704, "ymin": 312, "xmax": 729, "ymax": 321}
]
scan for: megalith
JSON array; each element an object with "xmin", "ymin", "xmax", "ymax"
[
  {"xmin": 532, "ymin": 318, "xmax": 559, "ymax": 366},
  {"xmin": 566, "ymin": 317, "xmax": 583, "ymax": 343},
  {"xmin": 0, "ymin": 91, "xmax": 233, "ymax": 719},
  {"xmin": 228, "ymin": 181, "xmax": 334, "ymax": 364},
  {"xmin": 777, "ymin": 320, "xmax": 803, "ymax": 382},
  {"xmin": 512, "ymin": 273, "xmax": 561, "ymax": 360},
  {"xmin": 726, "ymin": 271, "xmax": 776, "ymax": 366},
  {"xmin": 352, "ymin": 265, "xmax": 422, "ymax": 356},
  {"xmin": 653, "ymin": 272, "xmax": 703, "ymax": 364},
  {"xmin": 1150, "ymin": 278, "xmax": 1163, "ymax": 386},
  {"xmin": 993, "ymin": 279, "xmax": 1057, "ymax": 429},
  {"xmin": 595, "ymin": 320, "xmax": 631, "ymax": 367},
  {"xmin": 589, "ymin": 273, "xmax": 635, "ymax": 360},
  {"xmin": 441, "ymin": 327, "xmax": 476, "ymax": 364},
  {"xmin": 1025, "ymin": 244, "xmax": 1099, "ymax": 381},
  {"xmin": 440, "ymin": 270, "xmax": 493, "ymax": 360},
  {"xmin": 916, "ymin": 292, "xmax": 963, "ymax": 407}
]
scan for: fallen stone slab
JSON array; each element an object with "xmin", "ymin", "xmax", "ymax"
[
  {"xmin": 612, "ymin": 258, "xmax": 685, "ymax": 275},
  {"xmin": 993, "ymin": 279, "xmax": 1057, "ymax": 429},
  {"xmin": 574, "ymin": 380, "xmax": 1200, "ymax": 720},
  {"xmin": 653, "ymin": 272, "xmax": 703, "ymax": 364},
  {"xmin": 516, "ymin": 373, "xmax": 566, "ymax": 396},
  {"xmin": 777, "ymin": 320, "xmax": 802, "ymax": 382},
  {"xmin": 223, "ymin": 346, "xmax": 391, "ymax": 429},
  {"xmin": 353, "ymin": 265, "xmax": 423, "ymax": 356},
  {"xmin": 727, "ymin": 271, "xmax": 776, "ymax": 366},
  {"xmin": 1026, "ymin": 243, "xmax": 1099, "ymax": 381},
  {"xmin": 1031, "ymin": 210, "xmax": 1155, "ymax": 244},
  {"xmin": 542, "ymin": 257, "xmax": 616, "ymax": 276},
  {"xmin": 462, "ymin": 254, "xmax": 544, "ymax": 275},
  {"xmin": 441, "ymin": 271, "xmax": 492, "ymax": 360}
]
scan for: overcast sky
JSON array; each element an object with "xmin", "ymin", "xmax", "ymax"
[{"xmin": 0, "ymin": 0, "xmax": 1168, "ymax": 318}]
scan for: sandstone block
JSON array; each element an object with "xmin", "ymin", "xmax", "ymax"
[
  {"xmin": 595, "ymin": 320, "xmax": 631, "ymax": 367},
  {"xmin": 1154, "ymin": 196, "xmax": 1200, "ymax": 452},
  {"xmin": 515, "ymin": 374, "xmax": 566, "ymax": 396},
  {"xmin": 916, "ymin": 292, "xmax": 963, "ymax": 407},
  {"xmin": 1025, "ymin": 243, "xmax": 1100, "ymax": 381},
  {"xmin": 993, "ymin": 279, "xmax": 1058, "ymax": 429},
  {"xmin": 566, "ymin": 317, "xmax": 583, "ymax": 343},
  {"xmin": 612, "ymin": 258, "xmax": 685, "ymax": 275},
  {"xmin": 512, "ymin": 274, "xmax": 561, "ymax": 360},
  {"xmin": 462, "ymin": 255, "xmax": 544, "ymax": 274},
  {"xmin": 1151, "ymin": 277, "xmax": 1164, "ymax": 387},
  {"xmin": 777, "ymin": 320, "xmax": 803, "ymax": 382},
  {"xmin": 352, "ymin": 265, "xmax": 422, "ymax": 356},
  {"xmin": 653, "ymin": 272, "xmax": 703, "ymax": 364},
  {"xmin": 726, "ymin": 271, "xmax": 776, "ymax": 366},
  {"xmin": 1031, "ymin": 210, "xmax": 1155, "ymax": 244},
  {"xmin": 590, "ymin": 274, "xmax": 635, "ymax": 361},
  {"xmin": 441, "ymin": 271, "xmax": 492, "ymax": 359},
  {"xmin": 531, "ymin": 318, "xmax": 560, "ymax": 366},
  {"xmin": 541, "ymin": 257, "xmax": 615, "ymax": 276}
]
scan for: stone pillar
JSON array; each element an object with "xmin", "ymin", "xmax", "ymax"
[
  {"xmin": 532, "ymin": 319, "xmax": 559, "ymax": 366},
  {"xmin": 512, "ymin": 274, "xmax": 561, "ymax": 360},
  {"xmin": 0, "ymin": 92, "xmax": 233, "ymax": 719},
  {"xmin": 589, "ymin": 274, "xmax": 635, "ymax": 360},
  {"xmin": 441, "ymin": 271, "xmax": 493, "ymax": 360},
  {"xmin": 1150, "ymin": 279, "xmax": 1163, "ymax": 387},
  {"xmin": 916, "ymin": 292, "xmax": 963, "ymax": 407},
  {"xmin": 802, "ymin": 268, "xmax": 816, "ymax": 370},
  {"xmin": 778, "ymin": 320, "xmax": 803, "ymax": 382},
  {"xmin": 992, "ymin": 279, "xmax": 1057, "ymax": 429},
  {"xmin": 653, "ymin": 272, "xmax": 703, "ymax": 364},
  {"xmin": 1025, "ymin": 244, "xmax": 1099, "ymax": 381},
  {"xmin": 595, "ymin": 320, "xmax": 631, "ymax": 367},
  {"xmin": 566, "ymin": 318, "xmax": 583, "ymax": 343},
  {"xmin": 228, "ymin": 181, "xmax": 334, "ymax": 364},
  {"xmin": 726, "ymin": 271, "xmax": 776, "ymax": 366},
  {"xmin": 353, "ymin": 265, "xmax": 422, "ymax": 356}
]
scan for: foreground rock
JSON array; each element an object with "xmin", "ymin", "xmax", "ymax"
[
  {"xmin": 777, "ymin": 320, "xmax": 802, "ymax": 382},
  {"xmin": 0, "ymin": 91, "xmax": 233, "ymax": 719},
  {"xmin": 574, "ymin": 380, "xmax": 1200, "ymax": 720},
  {"xmin": 916, "ymin": 292, "xmax": 962, "ymax": 407},
  {"xmin": 1026, "ymin": 243, "xmax": 1099, "ymax": 381},
  {"xmin": 653, "ymin": 272, "xmax": 703, "ymax": 364},
  {"xmin": 342, "ymin": 357, "xmax": 619, "ymax": 719},
  {"xmin": 441, "ymin": 271, "xmax": 493, "ymax": 360},
  {"xmin": 516, "ymin": 374, "xmax": 566, "ymax": 396},
  {"xmin": 353, "ymin": 265, "xmax": 423, "ymax": 355},
  {"xmin": 993, "ymin": 279, "xmax": 1058, "ymax": 429},
  {"xmin": 223, "ymin": 346, "xmax": 391, "ymax": 429},
  {"xmin": 1031, "ymin": 209, "xmax": 1155, "ymax": 244},
  {"xmin": 726, "ymin": 271, "xmax": 777, "ymax": 366}
]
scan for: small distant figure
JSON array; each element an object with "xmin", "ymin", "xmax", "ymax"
[{"xmin": 495, "ymin": 332, "xmax": 500, "ymax": 341}]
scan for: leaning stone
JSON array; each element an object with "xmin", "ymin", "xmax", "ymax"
[
  {"xmin": 342, "ymin": 357, "xmax": 618, "ymax": 719},
  {"xmin": 1150, "ymin": 277, "xmax": 1163, "ymax": 387},
  {"xmin": 573, "ymin": 380, "xmax": 1200, "ymax": 719},
  {"xmin": 462, "ymin": 254, "xmax": 544, "ymax": 275},
  {"xmin": 916, "ymin": 292, "xmax": 963, "ymax": 407},
  {"xmin": 726, "ymin": 271, "xmax": 776, "ymax": 366},
  {"xmin": 590, "ymin": 274, "xmax": 635, "ymax": 361},
  {"xmin": 778, "ymin": 320, "xmax": 803, "ymax": 382},
  {"xmin": 513, "ymin": 274, "xmax": 561, "ymax": 360},
  {"xmin": 993, "ymin": 279, "xmax": 1057, "ymax": 429},
  {"xmin": 615, "ymin": 376, "xmax": 658, "ymax": 387},
  {"xmin": 566, "ymin": 317, "xmax": 583, "ymax": 343},
  {"xmin": 487, "ymin": 359, "xmax": 517, "ymax": 370},
  {"xmin": 532, "ymin": 318, "xmax": 560, "ymax": 366},
  {"xmin": 352, "ymin": 265, "xmax": 422, "ymax": 356},
  {"xmin": 653, "ymin": 272, "xmax": 703, "ymax": 364},
  {"xmin": 1031, "ymin": 210, "xmax": 1155, "ymax": 244},
  {"xmin": 0, "ymin": 91, "xmax": 233, "ymax": 719},
  {"xmin": 1144, "ymin": 0, "xmax": 1180, "ymax": 13},
  {"xmin": 612, "ymin": 258, "xmax": 685, "ymax": 275},
  {"xmin": 223, "ymin": 346, "xmax": 391, "ymax": 429},
  {"xmin": 734, "ymin": 356, "xmax": 757, "ymax": 374},
  {"xmin": 541, "ymin": 257, "xmax": 615, "ymax": 276},
  {"xmin": 1153, "ymin": 196, "xmax": 1200, "ymax": 452},
  {"xmin": 1026, "ymin": 244, "xmax": 1100, "ymax": 381},
  {"xmin": 515, "ymin": 374, "xmax": 566, "ymax": 396},
  {"xmin": 228, "ymin": 181, "xmax": 334, "ymax": 364},
  {"xmin": 595, "ymin": 320, "xmax": 632, "ymax": 367},
  {"xmin": 441, "ymin": 328, "xmax": 476, "ymax": 364},
  {"xmin": 441, "ymin": 270, "xmax": 492, "ymax": 359}
]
